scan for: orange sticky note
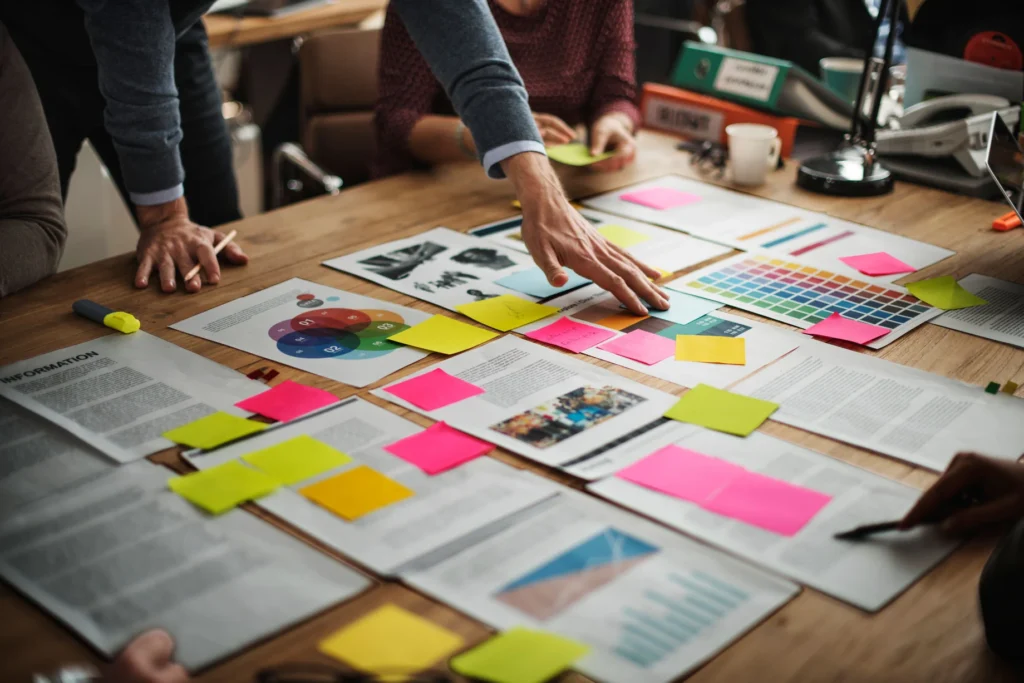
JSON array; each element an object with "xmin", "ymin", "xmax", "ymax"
[{"xmin": 300, "ymin": 465, "xmax": 414, "ymax": 521}]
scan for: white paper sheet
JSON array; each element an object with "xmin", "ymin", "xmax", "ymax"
[
  {"xmin": 372, "ymin": 337, "xmax": 679, "ymax": 477},
  {"xmin": 0, "ymin": 461, "xmax": 369, "ymax": 670},
  {"xmin": 732, "ymin": 342, "xmax": 1024, "ymax": 471},
  {"xmin": 402, "ymin": 485, "xmax": 798, "ymax": 683},
  {"xmin": 929, "ymin": 274, "xmax": 1024, "ymax": 349},
  {"xmin": 170, "ymin": 278, "xmax": 431, "ymax": 387},
  {"xmin": 589, "ymin": 427, "xmax": 959, "ymax": 611},
  {"xmin": 0, "ymin": 332, "xmax": 264, "ymax": 462},
  {"xmin": 184, "ymin": 397, "xmax": 555, "ymax": 575}
]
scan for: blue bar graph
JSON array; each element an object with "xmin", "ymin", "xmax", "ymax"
[{"xmin": 760, "ymin": 223, "xmax": 827, "ymax": 248}]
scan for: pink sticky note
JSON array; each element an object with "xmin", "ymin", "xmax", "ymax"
[
  {"xmin": 235, "ymin": 380, "xmax": 339, "ymax": 422},
  {"xmin": 803, "ymin": 312, "xmax": 889, "ymax": 345},
  {"xmin": 384, "ymin": 422, "xmax": 494, "ymax": 475},
  {"xmin": 383, "ymin": 368, "xmax": 484, "ymax": 411},
  {"xmin": 598, "ymin": 329, "xmax": 675, "ymax": 365},
  {"xmin": 620, "ymin": 187, "xmax": 702, "ymax": 210},
  {"xmin": 617, "ymin": 445, "xmax": 746, "ymax": 503},
  {"xmin": 704, "ymin": 472, "xmax": 832, "ymax": 536},
  {"xmin": 525, "ymin": 317, "xmax": 616, "ymax": 353},
  {"xmin": 839, "ymin": 252, "xmax": 916, "ymax": 276}
]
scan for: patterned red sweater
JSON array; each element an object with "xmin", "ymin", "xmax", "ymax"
[{"xmin": 373, "ymin": 0, "xmax": 640, "ymax": 178}]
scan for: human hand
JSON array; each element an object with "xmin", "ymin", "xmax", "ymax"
[
  {"xmin": 135, "ymin": 198, "xmax": 248, "ymax": 293},
  {"xmin": 103, "ymin": 630, "xmax": 189, "ymax": 683},
  {"xmin": 900, "ymin": 452, "xmax": 1024, "ymax": 535},
  {"xmin": 501, "ymin": 152, "xmax": 668, "ymax": 315},
  {"xmin": 532, "ymin": 112, "xmax": 576, "ymax": 147},
  {"xmin": 589, "ymin": 112, "xmax": 637, "ymax": 173}
]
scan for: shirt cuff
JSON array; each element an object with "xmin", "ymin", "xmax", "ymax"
[
  {"xmin": 482, "ymin": 141, "xmax": 548, "ymax": 179},
  {"xmin": 130, "ymin": 184, "xmax": 185, "ymax": 206}
]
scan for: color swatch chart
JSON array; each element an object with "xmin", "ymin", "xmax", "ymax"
[{"xmin": 670, "ymin": 253, "xmax": 941, "ymax": 349}]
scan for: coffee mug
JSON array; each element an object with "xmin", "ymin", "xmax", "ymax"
[
  {"xmin": 725, "ymin": 123, "xmax": 781, "ymax": 187},
  {"xmin": 820, "ymin": 57, "xmax": 865, "ymax": 104}
]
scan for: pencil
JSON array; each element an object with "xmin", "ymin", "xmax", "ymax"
[{"xmin": 184, "ymin": 229, "xmax": 237, "ymax": 282}]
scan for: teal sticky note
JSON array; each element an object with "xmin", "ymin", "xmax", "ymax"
[{"xmin": 496, "ymin": 267, "xmax": 591, "ymax": 298}]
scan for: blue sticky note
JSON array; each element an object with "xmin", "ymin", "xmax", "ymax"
[
  {"xmin": 496, "ymin": 267, "xmax": 591, "ymax": 299},
  {"xmin": 622, "ymin": 289, "xmax": 722, "ymax": 325}
]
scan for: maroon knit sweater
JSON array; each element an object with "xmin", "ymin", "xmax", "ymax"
[{"xmin": 373, "ymin": 0, "xmax": 641, "ymax": 178}]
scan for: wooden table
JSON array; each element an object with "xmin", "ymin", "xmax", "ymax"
[
  {"xmin": 203, "ymin": 0, "xmax": 386, "ymax": 49},
  {"xmin": 2, "ymin": 131, "xmax": 1022, "ymax": 683}
]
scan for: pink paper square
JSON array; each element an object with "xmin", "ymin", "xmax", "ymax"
[
  {"xmin": 620, "ymin": 187, "xmax": 702, "ymax": 210},
  {"xmin": 617, "ymin": 445, "xmax": 746, "ymax": 503},
  {"xmin": 803, "ymin": 312, "xmax": 889, "ymax": 345},
  {"xmin": 704, "ymin": 472, "xmax": 832, "ymax": 536},
  {"xmin": 598, "ymin": 329, "xmax": 675, "ymax": 365},
  {"xmin": 383, "ymin": 368, "xmax": 484, "ymax": 411},
  {"xmin": 525, "ymin": 317, "xmax": 616, "ymax": 353},
  {"xmin": 839, "ymin": 252, "xmax": 916, "ymax": 276},
  {"xmin": 384, "ymin": 422, "xmax": 494, "ymax": 475},
  {"xmin": 235, "ymin": 380, "xmax": 339, "ymax": 422}
]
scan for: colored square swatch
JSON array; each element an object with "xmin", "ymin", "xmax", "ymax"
[
  {"xmin": 235, "ymin": 380, "xmax": 339, "ymax": 422},
  {"xmin": 384, "ymin": 422, "xmax": 494, "ymax": 475},
  {"xmin": 163, "ymin": 412, "xmax": 267, "ymax": 450},
  {"xmin": 450, "ymin": 628, "xmax": 590, "ymax": 683},
  {"xmin": 524, "ymin": 317, "xmax": 616, "ymax": 353},
  {"xmin": 168, "ymin": 460, "xmax": 278, "ymax": 515},
  {"xmin": 383, "ymin": 368, "xmax": 485, "ymax": 411},
  {"xmin": 242, "ymin": 435, "xmax": 352, "ymax": 486},
  {"xmin": 598, "ymin": 329, "xmax": 675, "ymax": 365},
  {"xmin": 664, "ymin": 384, "xmax": 778, "ymax": 436},
  {"xmin": 387, "ymin": 315, "xmax": 499, "ymax": 355},
  {"xmin": 300, "ymin": 465, "xmax": 414, "ymax": 521}
]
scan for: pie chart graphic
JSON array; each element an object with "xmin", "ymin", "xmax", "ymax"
[{"xmin": 269, "ymin": 308, "xmax": 410, "ymax": 360}]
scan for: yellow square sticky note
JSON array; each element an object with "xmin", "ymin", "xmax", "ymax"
[
  {"xmin": 450, "ymin": 628, "xmax": 589, "ymax": 683},
  {"xmin": 906, "ymin": 276, "xmax": 987, "ymax": 310},
  {"xmin": 388, "ymin": 315, "xmax": 499, "ymax": 355},
  {"xmin": 598, "ymin": 224, "xmax": 652, "ymax": 249},
  {"xmin": 675, "ymin": 335, "xmax": 746, "ymax": 365},
  {"xmin": 319, "ymin": 604, "xmax": 464, "ymax": 678},
  {"xmin": 300, "ymin": 465, "xmax": 413, "ymax": 521},
  {"xmin": 163, "ymin": 412, "xmax": 266, "ymax": 450},
  {"xmin": 456, "ymin": 295, "xmax": 557, "ymax": 332},
  {"xmin": 595, "ymin": 312, "xmax": 648, "ymax": 331},
  {"xmin": 547, "ymin": 142, "xmax": 615, "ymax": 166},
  {"xmin": 168, "ymin": 460, "xmax": 278, "ymax": 514},
  {"xmin": 242, "ymin": 435, "xmax": 352, "ymax": 486},
  {"xmin": 664, "ymin": 384, "xmax": 777, "ymax": 436}
]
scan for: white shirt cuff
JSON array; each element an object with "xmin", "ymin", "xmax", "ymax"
[
  {"xmin": 130, "ymin": 184, "xmax": 185, "ymax": 206},
  {"xmin": 482, "ymin": 141, "xmax": 548, "ymax": 179}
]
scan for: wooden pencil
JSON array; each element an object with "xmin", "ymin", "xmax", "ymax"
[{"xmin": 185, "ymin": 229, "xmax": 237, "ymax": 281}]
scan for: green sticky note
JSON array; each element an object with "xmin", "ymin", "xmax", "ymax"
[
  {"xmin": 450, "ymin": 628, "xmax": 590, "ymax": 683},
  {"xmin": 905, "ymin": 276, "xmax": 987, "ymax": 310},
  {"xmin": 985, "ymin": 381, "xmax": 1000, "ymax": 395},
  {"xmin": 664, "ymin": 384, "xmax": 778, "ymax": 436},
  {"xmin": 168, "ymin": 460, "xmax": 278, "ymax": 514},
  {"xmin": 456, "ymin": 295, "xmax": 558, "ymax": 332},
  {"xmin": 547, "ymin": 142, "xmax": 615, "ymax": 166},
  {"xmin": 163, "ymin": 412, "xmax": 267, "ymax": 450},
  {"xmin": 242, "ymin": 435, "xmax": 352, "ymax": 485}
]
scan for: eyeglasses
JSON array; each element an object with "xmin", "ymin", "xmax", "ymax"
[{"xmin": 256, "ymin": 663, "xmax": 457, "ymax": 683}]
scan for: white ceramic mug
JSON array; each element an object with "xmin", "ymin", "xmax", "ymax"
[{"xmin": 726, "ymin": 123, "xmax": 781, "ymax": 187}]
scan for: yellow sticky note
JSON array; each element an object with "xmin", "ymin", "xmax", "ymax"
[
  {"xmin": 547, "ymin": 142, "xmax": 615, "ymax": 166},
  {"xmin": 319, "ymin": 604, "xmax": 464, "ymax": 679},
  {"xmin": 163, "ymin": 412, "xmax": 267, "ymax": 450},
  {"xmin": 300, "ymin": 465, "xmax": 413, "ymax": 521},
  {"xmin": 388, "ymin": 315, "xmax": 499, "ymax": 355},
  {"xmin": 168, "ymin": 460, "xmax": 278, "ymax": 514},
  {"xmin": 242, "ymin": 435, "xmax": 351, "ymax": 486},
  {"xmin": 456, "ymin": 295, "xmax": 558, "ymax": 332},
  {"xmin": 664, "ymin": 384, "xmax": 778, "ymax": 436},
  {"xmin": 598, "ymin": 224, "xmax": 652, "ymax": 249},
  {"xmin": 675, "ymin": 335, "xmax": 746, "ymax": 365},
  {"xmin": 450, "ymin": 628, "xmax": 589, "ymax": 683},
  {"xmin": 595, "ymin": 312, "xmax": 648, "ymax": 331},
  {"xmin": 906, "ymin": 276, "xmax": 987, "ymax": 310}
]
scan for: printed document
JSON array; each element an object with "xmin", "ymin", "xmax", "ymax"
[
  {"xmin": 0, "ymin": 332, "xmax": 264, "ymax": 462},
  {"xmin": 930, "ymin": 274, "xmax": 1024, "ymax": 348}
]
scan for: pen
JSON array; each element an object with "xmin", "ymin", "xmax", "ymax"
[
  {"xmin": 184, "ymin": 229, "xmax": 237, "ymax": 282},
  {"xmin": 834, "ymin": 492, "xmax": 981, "ymax": 541}
]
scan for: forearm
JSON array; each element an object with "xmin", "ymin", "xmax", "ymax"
[
  {"xmin": 0, "ymin": 219, "xmax": 64, "ymax": 297},
  {"xmin": 408, "ymin": 116, "xmax": 477, "ymax": 167},
  {"xmin": 501, "ymin": 151, "xmax": 566, "ymax": 204}
]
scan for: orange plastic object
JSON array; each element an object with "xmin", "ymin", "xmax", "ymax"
[{"xmin": 992, "ymin": 211, "xmax": 1022, "ymax": 232}]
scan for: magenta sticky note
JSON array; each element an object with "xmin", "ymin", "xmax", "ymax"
[
  {"xmin": 705, "ymin": 472, "xmax": 832, "ymax": 536},
  {"xmin": 617, "ymin": 445, "xmax": 746, "ymax": 503},
  {"xmin": 383, "ymin": 368, "xmax": 484, "ymax": 411},
  {"xmin": 839, "ymin": 252, "xmax": 916, "ymax": 276},
  {"xmin": 525, "ymin": 317, "xmax": 616, "ymax": 353},
  {"xmin": 235, "ymin": 380, "xmax": 339, "ymax": 422},
  {"xmin": 803, "ymin": 312, "xmax": 889, "ymax": 345},
  {"xmin": 384, "ymin": 422, "xmax": 494, "ymax": 475},
  {"xmin": 620, "ymin": 187, "xmax": 702, "ymax": 210},
  {"xmin": 598, "ymin": 329, "xmax": 675, "ymax": 365}
]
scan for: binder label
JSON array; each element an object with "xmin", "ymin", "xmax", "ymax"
[
  {"xmin": 714, "ymin": 58, "xmax": 779, "ymax": 102},
  {"xmin": 644, "ymin": 97, "xmax": 725, "ymax": 141}
]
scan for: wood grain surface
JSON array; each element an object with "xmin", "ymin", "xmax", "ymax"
[{"xmin": 203, "ymin": 0, "xmax": 385, "ymax": 48}]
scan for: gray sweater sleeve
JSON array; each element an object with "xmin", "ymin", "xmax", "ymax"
[
  {"xmin": 390, "ymin": 0, "xmax": 546, "ymax": 178},
  {"xmin": 0, "ymin": 23, "xmax": 67, "ymax": 298}
]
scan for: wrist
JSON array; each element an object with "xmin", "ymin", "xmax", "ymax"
[
  {"xmin": 501, "ymin": 151, "xmax": 565, "ymax": 204},
  {"xmin": 135, "ymin": 197, "xmax": 189, "ymax": 230}
]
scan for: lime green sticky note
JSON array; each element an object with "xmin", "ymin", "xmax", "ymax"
[
  {"xmin": 547, "ymin": 142, "xmax": 615, "ymax": 166},
  {"xmin": 597, "ymin": 224, "xmax": 652, "ymax": 249},
  {"xmin": 162, "ymin": 412, "xmax": 267, "ymax": 450},
  {"xmin": 388, "ymin": 315, "xmax": 499, "ymax": 355},
  {"xmin": 456, "ymin": 295, "xmax": 558, "ymax": 332},
  {"xmin": 242, "ymin": 435, "xmax": 352, "ymax": 486},
  {"xmin": 664, "ymin": 383, "xmax": 778, "ymax": 436},
  {"xmin": 168, "ymin": 460, "xmax": 278, "ymax": 514},
  {"xmin": 905, "ymin": 276, "xmax": 987, "ymax": 310},
  {"xmin": 450, "ymin": 628, "xmax": 589, "ymax": 683}
]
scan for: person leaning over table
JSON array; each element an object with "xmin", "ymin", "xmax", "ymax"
[
  {"xmin": 0, "ymin": 0, "xmax": 667, "ymax": 316},
  {"xmin": 374, "ymin": 0, "xmax": 641, "ymax": 178},
  {"xmin": 900, "ymin": 452, "xmax": 1024, "ymax": 663}
]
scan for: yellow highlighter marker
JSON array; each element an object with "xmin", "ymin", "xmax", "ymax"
[{"xmin": 72, "ymin": 300, "xmax": 141, "ymax": 334}]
